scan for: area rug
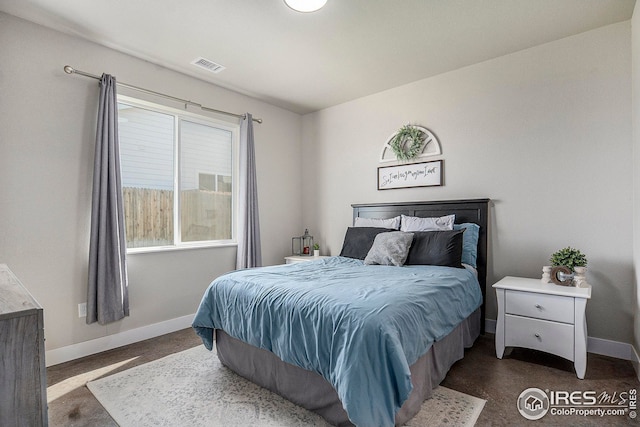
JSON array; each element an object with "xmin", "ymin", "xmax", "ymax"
[{"xmin": 87, "ymin": 345, "xmax": 485, "ymax": 427}]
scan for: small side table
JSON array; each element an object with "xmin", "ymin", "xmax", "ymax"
[
  {"xmin": 285, "ymin": 255, "xmax": 330, "ymax": 264},
  {"xmin": 493, "ymin": 276, "xmax": 591, "ymax": 379}
]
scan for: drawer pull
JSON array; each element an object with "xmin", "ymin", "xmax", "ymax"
[
  {"xmin": 534, "ymin": 333, "xmax": 541, "ymax": 339},
  {"xmin": 535, "ymin": 304, "xmax": 542, "ymax": 309}
]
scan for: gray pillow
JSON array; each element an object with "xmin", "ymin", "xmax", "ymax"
[{"xmin": 364, "ymin": 231, "xmax": 414, "ymax": 266}]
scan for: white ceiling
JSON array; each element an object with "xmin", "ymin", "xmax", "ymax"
[{"xmin": 0, "ymin": 0, "xmax": 635, "ymax": 114}]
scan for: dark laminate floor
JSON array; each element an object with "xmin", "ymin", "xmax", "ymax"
[
  {"xmin": 441, "ymin": 335, "xmax": 638, "ymax": 426},
  {"xmin": 46, "ymin": 329, "xmax": 638, "ymax": 426}
]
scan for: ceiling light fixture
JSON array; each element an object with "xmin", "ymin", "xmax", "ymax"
[{"xmin": 284, "ymin": 0, "xmax": 327, "ymax": 13}]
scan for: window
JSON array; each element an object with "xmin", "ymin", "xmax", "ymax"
[{"xmin": 117, "ymin": 96, "xmax": 238, "ymax": 251}]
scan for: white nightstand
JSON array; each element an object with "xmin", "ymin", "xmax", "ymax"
[
  {"xmin": 493, "ymin": 276, "xmax": 591, "ymax": 379},
  {"xmin": 284, "ymin": 255, "xmax": 330, "ymax": 264}
]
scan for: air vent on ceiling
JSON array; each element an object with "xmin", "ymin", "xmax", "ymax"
[{"xmin": 191, "ymin": 57, "xmax": 226, "ymax": 74}]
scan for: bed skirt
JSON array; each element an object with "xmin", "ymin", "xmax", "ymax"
[{"xmin": 214, "ymin": 308, "xmax": 481, "ymax": 426}]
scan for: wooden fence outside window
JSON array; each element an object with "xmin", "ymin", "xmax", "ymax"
[{"xmin": 122, "ymin": 187, "xmax": 232, "ymax": 248}]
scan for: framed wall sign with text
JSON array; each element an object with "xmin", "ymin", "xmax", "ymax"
[{"xmin": 377, "ymin": 160, "xmax": 443, "ymax": 190}]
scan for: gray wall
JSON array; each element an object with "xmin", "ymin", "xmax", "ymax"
[
  {"xmin": 0, "ymin": 13, "xmax": 303, "ymax": 350},
  {"xmin": 302, "ymin": 22, "xmax": 634, "ymax": 344}
]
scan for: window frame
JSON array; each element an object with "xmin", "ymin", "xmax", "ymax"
[{"xmin": 117, "ymin": 95, "xmax": 240, "ymax": 254}]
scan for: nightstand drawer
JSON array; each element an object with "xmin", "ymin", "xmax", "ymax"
[
  {"xmin": 506, "ymin": 290, "xmax": 574, "ymax": 324},
  {"xmin": 505, "ymin": 314, "xmax": 575, "ymax": 361}
]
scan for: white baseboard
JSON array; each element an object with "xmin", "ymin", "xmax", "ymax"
[
  {"xmin": 45, "ymin": 314, "xmax": 195, "ymax": 367},
  {"xmin": 485, "ymin": 318, "xmax": 497, "ymax": 334},
  {"xmin": 587, "ymin": 336, "xmax": 638, "ymax": 361},
  {"xmin": 484, "ymin": 319, "xmax": 637, "ymax": 362}
]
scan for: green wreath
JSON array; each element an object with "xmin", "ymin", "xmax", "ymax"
[{"xmin": 389, "ymin": 125, "xmax": 425, "ymax": 161}]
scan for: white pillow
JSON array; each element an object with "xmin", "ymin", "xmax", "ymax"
[
  {"xmin": 400, "ymin": 214, "xmax": 455, "ymax": 232},
  {"xmin": 354, "ymin": 215, "xmax": 401, "ymax": 230}
]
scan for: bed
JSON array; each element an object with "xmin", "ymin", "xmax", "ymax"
[{"xmin": 193, "ymin": 198, "xmax": 490, "ymax": 427}]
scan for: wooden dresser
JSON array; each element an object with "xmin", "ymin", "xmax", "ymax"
[{"xmin": 0, "ymin": 264, "xmax": 48, "ymax": 426}]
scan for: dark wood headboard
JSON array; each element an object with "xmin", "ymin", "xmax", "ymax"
[{"xmin": 352, "ymin": 198, "xmax": 490, "ymax": 333}]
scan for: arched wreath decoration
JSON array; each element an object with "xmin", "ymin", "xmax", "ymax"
[{"xmin": 388, "ymin": 124, "xmax": 425, "ymax": 161}]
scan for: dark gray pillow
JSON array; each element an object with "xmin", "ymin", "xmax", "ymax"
[
  {"xmin": 405, "ymin": 230, "xmax": 465, "ymax": 268},
  {"xmin": 339, "ymin": 227, "xmax": 395, "ymax": 260},
  {"xmin": 364, "ymin": 231, "xmax": 414, "ymax": 266}
]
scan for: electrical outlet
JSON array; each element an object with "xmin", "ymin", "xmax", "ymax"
[{"xmin": 78, "ymin": 302, "xmax": 87, "ymax": 318}]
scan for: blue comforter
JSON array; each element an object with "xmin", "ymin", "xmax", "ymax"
[{"xmin": 192, "ymin": 256, "xmax": 482, "ymax": 427}]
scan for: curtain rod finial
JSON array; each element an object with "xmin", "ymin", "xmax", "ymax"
[{"xmin": 64, "ymin": 65, "xmax": 75, "ymax": 74}]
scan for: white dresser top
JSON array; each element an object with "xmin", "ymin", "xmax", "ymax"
[{"xmin": 493, "ymin": 276, "xmax": 591, "ymax": 299}]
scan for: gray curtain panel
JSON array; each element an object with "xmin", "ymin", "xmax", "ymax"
[
  {"xmin": 87, "ymin": 74, "xmax": 129, "ymax": 325},
  {"xmin": 236, "ymin": 113, "xmax": 262, "ymax": 269}
]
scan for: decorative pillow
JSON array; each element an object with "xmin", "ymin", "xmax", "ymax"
[
  {"xmin": 354, "ymin": 216, "xmax": 401, "ymax": 230},
  {"xmin": 339, "ymin": 227, "xmax": 396, "ymax": 260},
  {"xmin": 405, "ymin": 230, "xmax": 464, "ymax": 268},
  {"xmin": 453, "ymin": 223, "xmax": 480, "ymax": 268},
  {"xmin": 364, "ymin": 231, "xmax": 414, "ymax": 266},
  {"xmin": 400, "ymin": 214, "xmax": 455, "ymax": 232}
]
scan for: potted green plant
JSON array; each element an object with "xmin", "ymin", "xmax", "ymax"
[
  {"xmin": 549, "ymin": 247, "xmax": 588, "ymax": 287},
  {"xmin": 313, "ymin": 243, "xmax": 320, "ymax": 257},
  {"xmin": 549, "ymin": 247, "xmax": 587, "ymax": 271}
]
